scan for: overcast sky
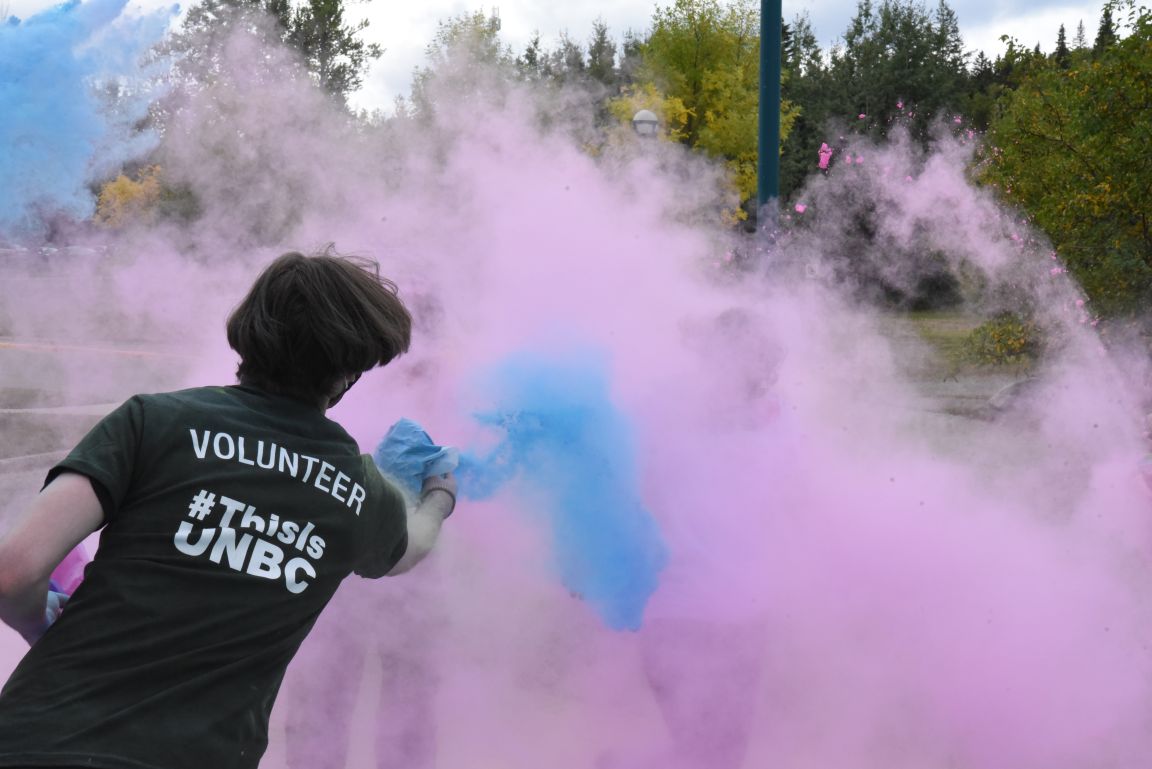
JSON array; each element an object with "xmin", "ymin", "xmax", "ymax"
[
  {"xmin": 10, "ymin": 0, "xmax": 1108, "ymax": 110},
  {"xmin": 346, "ymin": 0, "xmax": 1107, "ymax": 109}
]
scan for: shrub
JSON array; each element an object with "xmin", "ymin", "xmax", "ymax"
[{"xmin": 962, "ymin": 312, "xmax": 1042, "ymax": 366}]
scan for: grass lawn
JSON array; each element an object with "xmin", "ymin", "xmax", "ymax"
[{"xmin": 903, "ymin": 310, "xmax": 1036, "ymax": 379}]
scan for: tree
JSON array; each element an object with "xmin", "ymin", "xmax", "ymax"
[
  {"xmin": 825, "ymin": 0, "xmax": 969, "ymax": 138},
  {"xmin": 94, "ymin": 167, "xmax": 163, "ymax": 228},
  {"xmin": 94, "ymin": 166, "xmax": 199, "ymax": 227},
  {"xmin": 169, "ymin": 0, "xmax": 380, "ymax": 105},
  {"xmin": 518, "ymin": 33, "xmax": 546, "ymax": 79},
  {"xmin": 1095, "ymin": 3, "xmax": 1118, "ymax": 54},
  {"xmin": 285, "ymin": 0, "xmax": 381, "ymax": 99},
  {"xmin": 1074, "ymin": 20, "xmax": 1088, "ymax": 48},
  {"xmin": 933, "ymin": 0, "xmax": 968, "ymax": 89},
  {"xmin": 546, "ymin": 31, "xmax": 588, "ymax": 83},
  {"xmin": 1054, "ymin": 24, "xmax": 1071, "ymax": 67},
  {"xmin": 781, "ymin": 20, "xmax": 794, "ymax": 67},
  {"xmin": 408, "ymin": 10, "xmax": 515, "ymax": 119},
  {"xmin": 587, "ymin": 19, "xmax": 619, "ymax": 86},
  {"xmin": 982, "ymin": 1, "xmax": 1152, "ymax": 314},
  {"xmin": 618, "ymin": 30, "xmax": 645, "ymax": 84},
  {"xmin": 780, "ymin": 11, "xmax": 834, "ymax": 198},
  {"xmin": 622, "ymin": 0, "xmax": 797, "ymax": 204},
  {"xmin": 778, "ymin": 0, "xmax": 973, "ymax": 198},
  {"xmin": 642, "ymin": 0, "xmax": 760, "ymax": 146}
]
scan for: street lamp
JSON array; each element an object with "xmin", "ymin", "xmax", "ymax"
[
  {"xmin": 758, "ymin": 0, "xmax": 782, "ymax": 224},
  {"xmin": 631, "ymin": 109, "xmax": 659, "ymax": 138}
]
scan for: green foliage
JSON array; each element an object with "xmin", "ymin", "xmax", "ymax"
[
  {"xmin": 409, "ymin": 10, "xmax": 516, "ymax": 119},
  {"xmin": 1095, "ymin": 4, "xmax": 1119, "ymax": 54},
  {"xmin": 95, "ymin": 166, "xmax": 163, "ymax": 228},
  {"xmin": 779, "ymin": 12, "xmax": 832, "ymax": 198},
  {"xmin": 170, "ymin": 0, "xmax": 380, "ymax": 105},
  {"xmin": 962, "ymin": 313, "xmax": 1043, "ymax": 365},
  {"xmin": 1055, "ymin": 24, "xmax": 1071, "ymax": 68},
  {"xmin": 94, "ymin": 166, "xmax": 202, "ymax": 228},
  {"xmin": 981, "ymin": 0, "xmax": 1152, "ymax": 315},
  {"xmin": 607, "ymin": 82, "xmax": 690, "ymax": 141},
  {"xmin": 827, "ymin": 0, "xmax": 969, "ymax": 136},
  {"xmin": 624, "ymin": 0, "xmax": 798, "ymax": 203},
  {"xmin": 587, "ymin": 20, "xmax": 619, "ymax": 85},
  {"xmin": 285, "ymin": 0, "xmax": 381, "ymax": 98},
  {"xmin": 780, "ymin": 0, "xmax": 972, "ymax": 198},
  {"xmin": 643, "ymin": 0, "xmax": 759, "ymax": 146}
]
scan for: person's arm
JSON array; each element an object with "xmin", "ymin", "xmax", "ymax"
[
  {"xmin": 386, "ymin": 474, "xmax": 456, "ymax": 576},
  {"xmin": 0, "ymin": 473, "xmax": 103, "ymax": 644}
]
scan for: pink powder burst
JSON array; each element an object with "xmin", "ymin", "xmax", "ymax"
[{"xmin": 795, "ymin": 203, "xmax": 807, "ymax": 214}]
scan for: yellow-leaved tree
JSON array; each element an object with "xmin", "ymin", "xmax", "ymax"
[
  {"xmin": 612, "ymin": 0, "xmax": 798, "ymax": 205},
  {"xmin": 94, "ymin": 166, "xmax": 163, "ymax": 228}
]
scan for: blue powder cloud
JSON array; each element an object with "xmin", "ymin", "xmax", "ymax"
[
  {"xmin": 0, "ymin": 0, "xmax": 176, "ymax": 238},
  {"xmin": 457, "ymin": 351, "xmax": 667, "ymax": 631}
]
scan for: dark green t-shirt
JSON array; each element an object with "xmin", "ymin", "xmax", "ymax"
[{"xmin": 0, "ymin": 385, "xmax": 408, "ymax": 769}]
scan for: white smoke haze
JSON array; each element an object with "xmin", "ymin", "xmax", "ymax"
[{"xmin": 2, "ymin": 12, "xmax": 1151, "ymax": 769}]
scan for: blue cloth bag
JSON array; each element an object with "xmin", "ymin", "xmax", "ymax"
[{"xmin": 372, "ymin": 418, "xmax": 460, "ymax": 495}]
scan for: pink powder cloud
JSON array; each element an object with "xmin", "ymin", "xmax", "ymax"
[{"xmin": 1, "ymin": 29, "xmax": 1151, "ymax": 769}]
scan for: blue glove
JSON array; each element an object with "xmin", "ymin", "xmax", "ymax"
[{"xmin": 373, "ymin": 418, "xmax": 459, "ymax": 496}]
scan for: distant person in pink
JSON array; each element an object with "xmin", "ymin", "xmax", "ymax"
[{"xmin": 818, "ymin": 142, "xmax": 834, "ymax": 170}]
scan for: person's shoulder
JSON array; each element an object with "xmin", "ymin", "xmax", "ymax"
[{"xmin": 133, "ymin": 386, "xmax": 237, "ymax": 410}]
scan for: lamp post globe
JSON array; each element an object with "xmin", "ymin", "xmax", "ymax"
[{"xmin": 631, "ymin": 109, "xmax": 659, "ymax": 138}]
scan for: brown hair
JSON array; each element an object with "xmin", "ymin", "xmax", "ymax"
[{"xmin": 226, "ymin": 249, "xmax": 412, "ymax": 403}]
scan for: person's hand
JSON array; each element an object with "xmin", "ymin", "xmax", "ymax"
[
  {"xmin": 46, "ymin": 590, "xmax": 69, "ymax": 625},
  {"xmin": 21, "ymin": 590, "xmax": 70, "ymax": 645},
  {"xmin": 420, "ymin": 473, "xmax": 457, "ymax": 518}
]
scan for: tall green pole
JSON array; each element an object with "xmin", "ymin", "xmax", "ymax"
[{"xmin": 758, "ymin": 0, "xmax": 782, "ymax": 223}]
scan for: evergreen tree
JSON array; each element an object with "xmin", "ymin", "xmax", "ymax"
[
  {"xmin": 786, "ymin": 11, "xmax": 825, "ymax": 75},
  {"xmin": 587, "ymin": 19, "xmax": 619, "ymax": 86},
  {"xmin": 170, "ymin": 0, "xmax": 380, "ymax": 105},
  {"xmin": 970, "ymin": 50, "xmax": 994, "ymax": 88},
  {"xmin": 409, "ymin": 10, "xmax": 514, "ymax": 119},
  {"xmin": 1094, "ymin": 4, "xmax": 1117, "ymax": 54},
  {"xmin": 781, "ymin": 20, "xmax": 794, "ymax": 68},
  {"xmin": 933, "ymin": 0, "xmax": 967, "ymax": 85},
  {"xmin": 286, "ymin": 0, "xmax": 381, "ymax": 100},
  {"xmin": 518, "ymin": 34, "xmax": 545, "ymax": 79},
  {"xmin": 825, "ymin": 0, "xmax": 969, "ymax": 139},
  {"xmin": 1054, "ymin": 24, "xmax": 1071, "ymax": 67},
  {"xmin": 545, "ymin": 31, "xmax": 588, "ymax": 83},
  {"xmin": 779, "ymin": 11, "xmax": 832, "ymax": 198},
  {"xmin": 618, "ymin": 30, "xmax": 645, "ymax": 85},
  {"xmin": 1074, "ymin": 19, "xmax": 1088, "ymax": 48}
]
